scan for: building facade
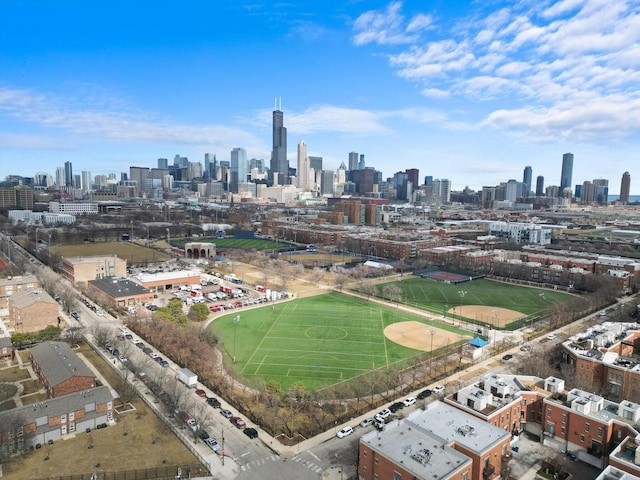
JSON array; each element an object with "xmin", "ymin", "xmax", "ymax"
[
  {"xmin": 61, "ymin": 255, "xmax": 127, "ymax": 284},
  {"xmin": 9, "ymin": 289, "xmax": 59, "ymax": 333}
]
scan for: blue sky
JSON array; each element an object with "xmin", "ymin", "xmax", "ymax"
[{"xmin": 1, "ymin": 0, "xmax": 639, "ymax": 193}]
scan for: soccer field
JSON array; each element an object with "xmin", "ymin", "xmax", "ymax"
[
  {"xmin": 376, "ymin": 277, "xmax": 572, "ymax": 327},
  {"xmin": 209, "ymin": 293, "xmax": 469, "ymax": 391}
]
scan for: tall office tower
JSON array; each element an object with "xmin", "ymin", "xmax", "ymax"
[
  {"xmin": 433, "ymin": 179, "xmax": 451, "ymax": 203},
  {"xmin": 593, "ymin": 178, "xmax": 609, "ymax": 205},
  {"xmin": 269, "ymin": 99, "xmax": 288, "ymax": 185},
  {"xmin": 204, "ymin": 153, "xmax": 216, "ymax": 180},
  {"xmin": 55, "ymin": 167, "xmax": 65, "ymax": 187},
  {"xmin": 581, "ymin": 181, "xmax": 596, "ymax": 203},
  {"xmin": 174, "ymin": 155, "xmax": 188, "ymax": 168},
  {"xmin": 523, "ymin": 166, "xmax": 532, "ymax": 196},
  {"xmin": 336, "ymin": 162, "xmax": 347, "ymax": 184},
  {"xmin": 230, "ymin": 147, "xmax": 248, "ymax": 193},
  {"xmin": 394, "ymin": 171, "xmax": 409, "ymax": 200},
  {"xmin": 348, "ymin": 152, "xmax": 359, "ymax": 172},
  {"xmin": 158, "ymin": 158, "xmax": 168, "ymax": 169},
  {"xmin": 73, "ymin": 174, "xmax": 82, "ymax": 189},
  {"xmin": 120, "ymin": 172, "xmax": 128, "ymax": 183},
  {"xmin": 424, "ymin": 176, "xmax": 433, "ymax": 186},
  {"xmin": 296, "ymin": 141, "xmax": 310, "ymax": 189},
  {"xmin": 130, "ymin": 166, "xmax": 150, "ymax": 192},
  {"xmin": 620, "ymin": 171, "xmax": 631, "ymax": 204},
  {"xmin": 505, "ymin": 179, "xmax": 522, "ymax": 202},
  {"xmin": 187, "ymin": 161, "xmax": 202, "ymax": 180},
  {"xmin": 309, "ymin": 156, "xmax": 322, "ymax": 172},
  {"xmin": 64, "ymin": 161, "xmax": 73, "ymax": 187},
  {"xmin": 536, "ymin": 176, "xmax": 544, "ymax": 196},
  {"xmin": 34, "ymin": 172, "xmax": 53, "ymax": 188},
  {"xmin": 358, "ymin": 154, "xmax": 365, "ymax": 170},
  {"xmin": 320, "ymin": 170, "xmax": 335, "ymax": 195},
  {"xmin": 560, "ymin": 153, "xmax": 573, "ymax": 191},
  {"xmin": 250, "ymin": 158, "xmax": 265, "ymax": 173},
  {"xmin": 406, "ymin": 169, "xmax": 419, "ymax": 192},
  {"xmin": 81, "ymin": 171, "xmax": 92, "ymax": 192}
]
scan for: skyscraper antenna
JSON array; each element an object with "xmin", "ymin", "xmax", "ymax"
[{"xmin": 279, "ymin": 96, "xmax": 282, "ymax": 111}]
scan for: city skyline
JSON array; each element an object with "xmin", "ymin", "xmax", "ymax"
[{"xmin": 1, "ymin": 1, "xmax": 639, "ymax": 193}]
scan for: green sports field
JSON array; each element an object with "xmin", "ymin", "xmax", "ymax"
[
  {"xmin": 172, "ymin": 238, "xmax": 286, "ymax": 250},
  {"xmin": 209, "ymin": 293, "xmax": 468, "ymax": 392},
  {"xmin": 375, "ymin": 276, "xmax": 572, "ymax": 327}
]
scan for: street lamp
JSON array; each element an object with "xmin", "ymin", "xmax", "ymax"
[
  {"xmin": 429, "ymin": 327, "xmax": 435, "ymax": 377},
  {"xmin": 233, "ymin": 315, "xmax": 240, "ymax": 362},
  {"xmin": 48, "ymin": 234, "xmax": 52, "ymax": 266}
]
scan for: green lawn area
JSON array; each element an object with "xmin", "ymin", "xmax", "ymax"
[
  {"xmin": 209, "ymin": 293, "xmax": 468, "ymax": 392},
  {"xmin": 51, "ymin": 242, "xmax": 171, "ymax": 264},
  {"xmin": 375, "ymin": 277, "xmax": 571, "ymax": 327},
  {"xmin": 172, "ymin": 238, "xmax": 287, "ymax": 250}
]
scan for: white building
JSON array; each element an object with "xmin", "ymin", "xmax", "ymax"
[
  {"xmin": 489, "ymin": 221, "xmax": 553, "ymax": 245},
  {"xmin": 49, "ymin": 201, "xmax": 98, "ymax": 215}
]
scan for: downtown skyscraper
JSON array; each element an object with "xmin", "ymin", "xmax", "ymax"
[
  {"xmin": 560, "ymin": 153, "xmax": 574, "ymax": 192},
  {"xmin": 269, "ymin": 98, "xmax": 288, "ymax": 185},
  {"xmin": 620, "ymin": 171, "xmax": 631, "ymax": 204}
]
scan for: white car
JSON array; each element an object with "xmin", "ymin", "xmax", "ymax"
[
  {"xmin": 547, "ymin": 333, "xmax": 558, "ymax": 340},
  {"xmin": 433, "ymin": 385, "xmax": 445, "ymax": 394},
  {"xmin": 336, "ymin": 426, "xmax": 353, "ymax": 438},
  {"xmin": 186, "ymin": 418, "xmax": 198, "ymax": 432},
  {"xmin": 403, "ymin": 396, "xmax": 416, "ymax": 407},
  {"xmin": 359, "ymin": 417, "xmax": 374, "ymax": 428}
]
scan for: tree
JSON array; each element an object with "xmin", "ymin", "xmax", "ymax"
[
  {"xmin": 360, "ymin": 280, "xmax": 377, "ymax": 299},
  {"xmin": 156, "ymin": 298, "xmax": 188, "ymax": 325},
  {"xmin": 331, "ymin": 267, "xmax": 349, "ymax": 292},
  {"xmin": 188, "ymin": 303, "xmax": 210, "ymax": 322},
  {"xmin": 382, "ymin": 284, "xmax": 402, "ymax": 306}
]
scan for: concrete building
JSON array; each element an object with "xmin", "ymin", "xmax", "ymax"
[
  {"xmin": 488, "ymin": 222, "xmax": 552, "ymax": 245},
  {"xmin": 8, "ymin": 289, "xmax": 59, "ymax": 333},
  {"xmin": 30, "ymin": 341, "xmax": 95, "ymax": 398},
  {"xmin": 359, "ymin": 401, "xmax": 511, "ymax": 480},
  {"xmin": 0, "ymin": 275, "xmax": 39, "ymax": 308},
  {"xmin": 49, "ymin": 201, "xmax": 98, "ymax": 215},
  {"xmin": 184, "ymin": 242, "xmax": 216, "ymax": 260},
  {"xmin": 61, "ymin": 255, "xmax": 127, "ymax": 284},
  {"xmin": 131, "ymin": 270, "xmax": 201, "ymax": 293}
]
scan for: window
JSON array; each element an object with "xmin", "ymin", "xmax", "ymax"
[
  {"xmin": 561, "ymin": 427, "xmax": 566, "ymax": 435},
  {"xmin": 585, "ymin": 423, "xmax": 590, "ymax": 432},
  {"xmin": 362, "ymin": 450, "xmax": 367, "ymax": 457},
  {"xmin": 69, "ymin": 412, "xmax": 75, "ymax": 421},
  {"xmin": 17, "ymin": 426, "xmax": 23, "ymax": 436},
  {"xmin": 522, "ymin": 399, "xmax": 526, "ymax": 406},
  {"xmin": 374, "ymin": 458, "xmax": 379, "ymax": 465},
  {"xmin": 393, "ymin": 472, "xmax": 402, "ymax": 480},
  {"xmin": 561, "ymin": 414, "xmax": 567, "ymax": 424},
  {"xmin": 580, "ymin": 435, "xmax": 585, "ymax": 443},
  {"xmin": 484, "ymin": 457, "xmax": 490, "ymax": 468},
  {"xmin": 597, "ymin": 427, "xmax": 604, "ymax": 438},
  {"xmin": 462, "ymin": 473, "xmax": 468, "ymax": 480},
  {"xmin": 61, "ymin": 414, "xmax": 66, "ymax": 423},
  {"xmin": 547, "ymin": 408, "xmax": 552, "ymax": 418}
]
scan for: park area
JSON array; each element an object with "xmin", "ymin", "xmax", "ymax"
[
  {"xmin": 209, "ymin": 292, "xmax": 469, "ymax": 392},
  {"xmin": 50, "ymin": 242, "xmax": 171, "ymax": 265},
  {"xmin": 171, "ymin": 237, "xmax": 286, "ymax": 251},
  {"xmin": 375, "ymin": 276, "xmax": 573, "ymax": 328}
]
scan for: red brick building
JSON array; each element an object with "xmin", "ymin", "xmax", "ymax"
[
  {"xmin": 8, "ymin": 289, "xmax": 59, "ymax": 333},
  {"xmin": 30, "ymin": 341, "xmax": 95, "ymax": 398},
  {"xmin": 0, "ymin": 275, "xmax": 40, "ymax": 308}
]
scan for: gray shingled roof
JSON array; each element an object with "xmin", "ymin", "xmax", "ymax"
[
  {"xmin": 31, "ymin": 341, "xmax": 94, "ymax": 386},
  {"xmin": 0, "ymin": 385, "xmax": 114, "ymax": 432},
  {"xmin": 0, "ymin": 336, "xmax": 12, "ymax": 348},
  {"xmin": 9, "ymin": 289, "xmax": 57, "ymax": 309}
]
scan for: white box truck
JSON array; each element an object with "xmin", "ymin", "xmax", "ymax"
[{"xmin": 177, "ymin": 368, "xmax": 198, "ymax": 388}]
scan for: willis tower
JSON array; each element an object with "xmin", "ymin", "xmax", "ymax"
[{"xmin": 270, "ymin": 98, "xmax": 288, "ymax": 185}]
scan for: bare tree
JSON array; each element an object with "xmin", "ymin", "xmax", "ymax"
[
  {"xmin": 331, "ymin": 266, "xmax": 349, "ymax": 292},
  {"xmin": 382, "ymin": 284, "xmax": 402, "ymax": 306}
]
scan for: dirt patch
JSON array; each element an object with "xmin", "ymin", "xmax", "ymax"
[
  {"xmin": 451, "ymin": 305, "xmax": 524, "ymax": 327},
  {"xmin": 384, "ymin": 321, "xmax": 468, "ymax": 351}
]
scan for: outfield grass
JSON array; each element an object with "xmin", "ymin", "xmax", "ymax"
[
  {"xmin": 375, "ymin": 277, "xmax": 572, "ymax": 327},
  {"xmin": 171, "ymin": 237, "xmax": 287, "ymax": 251},
  {"xmin": 209, "ymin": 293, "xmax": 468, "ymax": 391}
]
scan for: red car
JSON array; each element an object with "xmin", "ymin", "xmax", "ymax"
[
  {"xmin": 195, "ymin": 389, "xmax": 207, "ymax": 398},
  {"xmin": 230, "ymin": 416, "xmax": 246, "ymax": 429}
]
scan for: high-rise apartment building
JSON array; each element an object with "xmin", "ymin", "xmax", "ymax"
[
  {"xmin": 620, "ymin": 172, "xmax": 631, "ymax": 204},
  {"xmin": 320, "ymin": 170, "xmax": 334, "ymax": 195},
  {"xmin": 64, "ymin": 161, "xmax": 73, "ymax": 187},
  {"xmin": 593, "ymin": 178, "xmax": 609, "ymax": 205},
  {"xmin": 230, "ymin": 147, "xmax": 248, "ymax": 193},
  {"xmin": 560, "ymin": 153, "xmax": 573, "ymax": 191},
  {"xmin": 55, "ymin": 167, "xmax": 65, "ymax": 188},
  {"xmin": 536, "ymin": 176, "xmax": 544, "ymax": 196},
  {"xmin": 204, "ymin": 153, "xmax": 216, "ymax": 180},
  {"xmin": 348, "ymin": 152, "xmax": 359, "ymax": 172},
  {"xmin": 81, "ymin": 171, "xmax": 92, "ymax": 192},
  {"xmin": 270, "ymin": 99, "xmax": 288, "ymax": 185},
  {"xmin": 358, "ymin": 154, "xmax": 365, "ymax": 170},
  {"xmin": 523, "ymin": 166, "xmax": 532, "ymax": 196}
]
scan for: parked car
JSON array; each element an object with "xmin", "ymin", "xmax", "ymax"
[
  {"xmin": 547, "ymin": 333, "xmax": 558, "ymax": 340},
  {"xmin": 389, "ymin": 402, "xmax": 404, "ymax": 413},
  {"xmin": 433, "ymin": 385, "xmax": 445, "ymax": 394},
  {"xmin": 359, "ymin": 417, "xmax": 374, "ymax": 428},
  {"xmin": 205, "ymin": 438, "xmax": 222, "ymax": 453},
  {"xmin": 220, "ymin": 409, "xmax": 233, "ymax": 419},
  {"xmin": 520, "ymin": 344, "xmax": 531, "ymax": 352},
  {"xmin": 502, "ymin": 354, "xmax": 513, "ymax": 361},
  {"xmin": 243, "ymin": 427, "xmax": 258, "ymax": 439},
  {"xmin": 417, "ymin": 389, "xmax": 432, "ymax": 399},
  {"xmin": 375, "ymin": 408, "xmax": 391, "ymax": 421},
  {"xmin": 186, "ymin": 418, "xmax": 198, "ymax": 432},
  {"xmin": 230, "ymin": 416, "xmax": 246, "ymax": 429},
  {"xmin": 207, "ymin": 397, "xmax": 221, "ymax": 408},
  {"xmin": 195, "ymin": 389, "xmax": 207, "ymax": 398},
  {"xmin": 199, "ymin": 429, "xmax": 210, "ymax": 440},
  {"xmin": 403, "ymin": 396, "xmax": 416, "ymax": 407},
  {"xmin": 336, "ymin": 426, "xmax": 353, "ymax": 438}
]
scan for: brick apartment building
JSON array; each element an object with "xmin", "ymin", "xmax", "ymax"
[
  {"xmin": 359, "ymin": 401, "xmax": 511, "ymax": 480},
  {"xmin": 0, "ymin": 336, "xmax": 13, "ymax": 360},
  {"xmin": 61, "ymin": 255, "xmax": 127, "ymax": 284},
  {"xmin": 0, "ymin": 385, "xmax": 114, "ymax": 453},
  {"xmin": 30, "ymin": 341, "xmax": 95, "ymax": 397},
  {"xmin": 0, "ymin": 275, "xmax": 39, "ymax": 308},
  {"xmin": 8, "ymin": 289, "xmax": 59, "ymax": 333},
  {"xmin": 88, "ymin": 276, "xmax": 154, "ymax": 309}
]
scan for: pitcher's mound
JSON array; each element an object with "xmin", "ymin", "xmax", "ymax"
[{"xmin": 384, "ymin": 321, "xmax": 468, "ymax": 351}]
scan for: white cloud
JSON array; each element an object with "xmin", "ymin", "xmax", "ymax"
[
  {"xmin": 352, "ymin": 1, "xmax": 433, "ymax": 46},
  {"xmin": 354, "ymin": 0, "xmax": 640, "ymax": 144}
]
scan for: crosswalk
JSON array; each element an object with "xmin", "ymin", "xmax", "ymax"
[{"xmin": 239, "ymin": 454, "xmax": 324, "ymax": 475}]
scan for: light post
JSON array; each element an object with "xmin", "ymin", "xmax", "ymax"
[
  {"xmin": 130, "ymin": 220, "xmax": 133, "ymax": 243},
  {"xmin": 443, "ymin": 303, "xmax": 448, "ymax": 320},
  {"xmin": 221, "ymin": 428, "xmax": 225, "ymax": 466},
  {"xmin": 429, "ymin": 327, "xmax": 435, "ymax": 377},
  {"xmin": 35, "ymin": 227, "xmax": 39, "ymax": 249},
  {"xmin": 233, "ymin": 315, "xmax": 240, "ymax": 362},
  {"xmin": 48, "ymin": 234, "xmax": 52, "ymax": 266}
]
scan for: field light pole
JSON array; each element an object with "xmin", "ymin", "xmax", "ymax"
[
  {"xmin": 429, "ymin": 327, "xmax": 435, "ymax": 378},
  {"xmin": 233, "ymin": 315, "xmax": 240, "ymax": 362}
]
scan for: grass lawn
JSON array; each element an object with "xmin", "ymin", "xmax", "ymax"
[
  {"xmin": 172, "ymin": 238, "xmax": 287, "ymax": 251},
  {"xmin": 209, "ymin": 293, "xmax": 469, "ymax": 392},
  {"xmin": 375, "ymin": 277, "xmax": 572, "ymax": 327},
  {"xmin": 51, "ymin": 242, "xmax": 171, "ymax": 264}
]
